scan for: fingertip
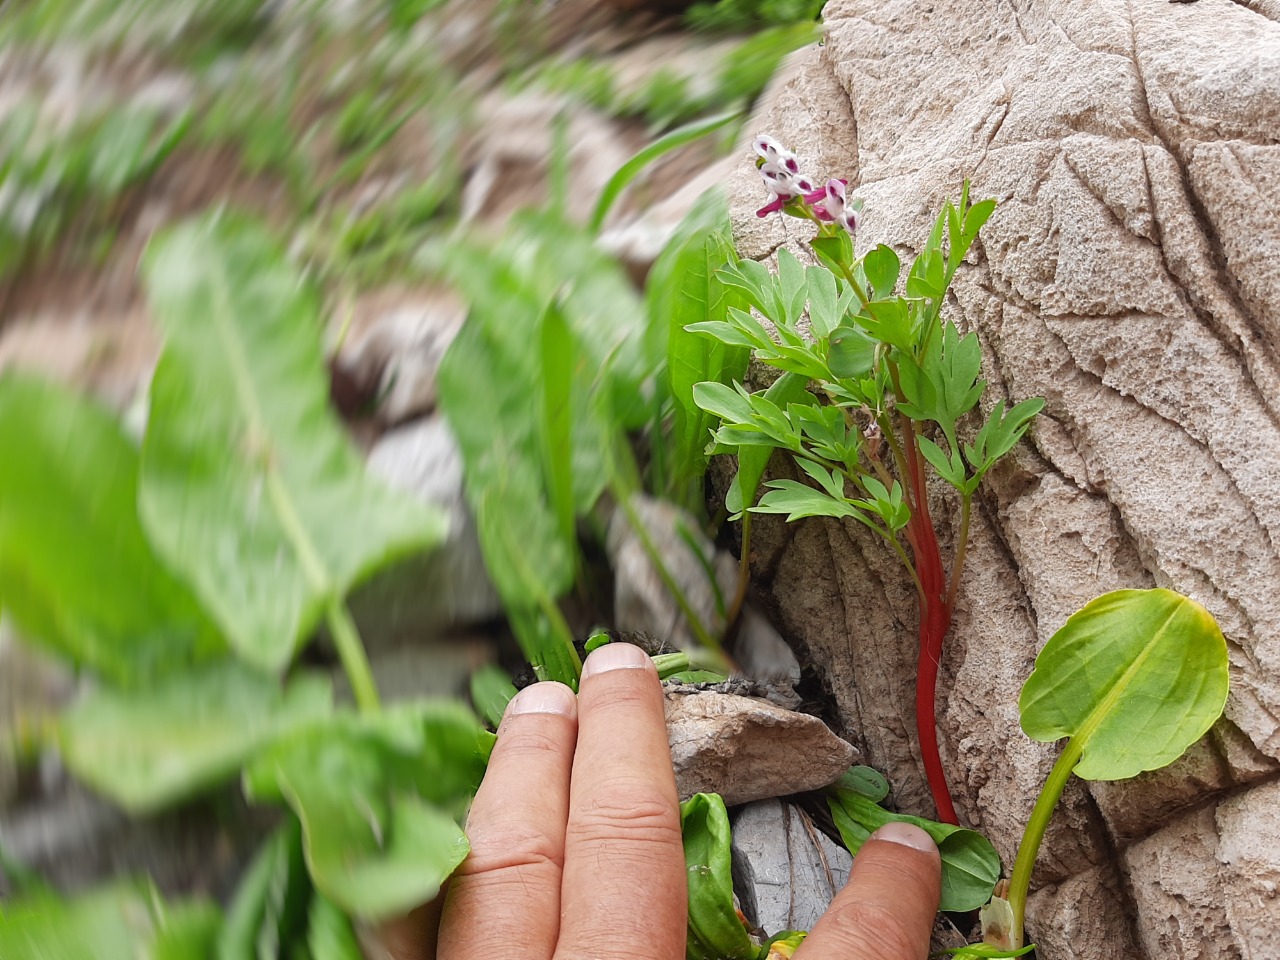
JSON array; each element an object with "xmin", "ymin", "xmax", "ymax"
[
  {"xmin": 580, "ymin": 641, "xmax": 655, "ymax": 681},
  {"xmin": 504, "ymin": 680, "xmax": 577, "ymax": 721},
  {"xmin": 867, "ymin": 821, "xmax": 939, "ymax": 858}
]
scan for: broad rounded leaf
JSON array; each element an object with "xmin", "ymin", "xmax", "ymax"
[
  {"xmin": 0, "ymin": 375, "xmax": 222, "ymax": 685},
  {"xmin": 60, "ymin": 662, "xmax": 332, "ymax": 814},
  {"xmin": 140, "ymin": 216, "xmax": 446, "ymax": 673},
  {"xmin": 827, "ymin": 789, "xmax": 1000, "ymax": 912},
  {"xmin": 1020, "ymin": 589, "xmax": 1229, "ymax": 781}
]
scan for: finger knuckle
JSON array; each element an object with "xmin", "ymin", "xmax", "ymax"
[
  {"xmin": 458, "ymin": 822, "xmax": 563, "ymax": 877},
  {"xmin": 567, "ymin": 779, "xmax": 681, "ymax": 849},
  {"xmin": 821, "ymin": 899, "xmax": 924, "ymax": 960}
]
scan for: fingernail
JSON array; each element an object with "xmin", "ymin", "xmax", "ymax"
[
  {"xmin": 869, "ymin": 822, "xmax": 938, "ymax": 855},
  {"xmin": 580, "ymin": 642, "xmax": 654, "ymax": 681},
  {"xmin": 505, "ymin": 681, "xmax": 576, "ymax": 719}
]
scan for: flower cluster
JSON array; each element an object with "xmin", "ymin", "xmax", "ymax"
[{"xmin": 752, "ymin": 135, "xmax": 861, "ymax": 236}]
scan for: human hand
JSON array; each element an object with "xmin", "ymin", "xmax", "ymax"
[{"xmin": 385, "ymin": 642, "xmax": 942, "ymax": 960}]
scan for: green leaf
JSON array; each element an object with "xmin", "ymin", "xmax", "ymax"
[
  {"xmin": 59, "ymin": 662, "xmax": 332, "ymax": 814},
  {"xmin": 469, "ymin": 664, "xmax": 517, "ymax": 729},
  {"xmin": 1019, "ymin": 589, "xmax": 1230, "ymax": 781},
  {"xmin": 149, "ymin": 899, "xmax": 222, "ymax": 960},
  {"xmin": 862, "ymin": 244, "xmax": 900, "ymax": 299},
  {"xmin": 725, "ymin": 373, "xmax": 811, "ymax": 518},
  {"xmin": 810, "ymin": 232, "xmax": 853, "ymax": 276},
  {"xmin": 0, "ymin": 375, "xmax": 223, "ymax": 685},
  {"xmin": 590, "ymin": 111, "xmax": 740, "ymax": 233},
  {"xmin": 918, "ymin": 435, "xmax": 968, "ymax": 492},
  {"xmin": 834, "ymin": 764, "xmax": 891, "ymax": 802},
  {"xmin": 308, "ymin": 895, "xmax": 362, "ymax": 960},
  {"xmin": 964, "ymin": 397, "xmax": 1044, "ymax": 478},
  {"xmin": 898, "ymin": 322, "xmax": 985, "ymax": 446},
  {"xmin": 681, "ymin": 793, "xmax": 760, "ymax": 960},
  {"xmin": 857, "ymin": 298, "xmax": 915, "ymax": 355},
  {"xmin": 140, "ymin": 216, "xmax": 446, "ymax": 674},
  {"xmin": 693, "ymin": 381, "xmax": 756, "ymax": 425},
  {"xmin": 753, "ymin": 480, "xmax": 860, "ymax": 523},
  {"xmin": 244, "ymin": 702, "xmax": 493, "ymax": 919},
  {"xmin": 938, "ymin": 944, "xmax": 1035, "ymax": 958},
  {"xmin": 775, "ymin": 249, "xmax": 808, "ymax": 327},
  {"xmin": 437, "ymin": 307, "xmax": 581, "ymax": 688},
  {"xmin": 538, "ymin": 297, "xmax": 578, "ymax": 553},
  {"xmin": 827, "ymin": 324, "xmax": 877, "ymax": 380},
  {"xmin": 827, "ymin": 789, "xmax": 1001, "ymax": 912},
  {"xmin": 0, "ymin": 882, "xmax": 219, "ymax": 960},
  {"xmin": 218, "ymin": 820, "xmax": 310, "ymax": 960},
  {"xmin": 658, "ymin": 190, "xmax": 750, "ymax": 501},
  {"xmin": 805, "ymin": 265, "xmax": 854, "ymax": 341}
]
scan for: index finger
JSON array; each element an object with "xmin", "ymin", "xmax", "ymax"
[
  {"xmin": 796, "ymin": 822, "xmax": 941, "ymax": 960},
  {"xmin": 554, "ymin": 643, "xmax": 687, "ymax": 960}
]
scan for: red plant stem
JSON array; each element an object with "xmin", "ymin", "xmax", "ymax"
[{"xmin": 900, "ymin": 415, "xmax": 959, "ymax": 825}]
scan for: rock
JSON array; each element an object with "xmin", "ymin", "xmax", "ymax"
[
  {"xmin": 352, "ymin": 417, "xmax": 502, "ymax": 641},
  {"xmin": 732, "ymin": 605, "xmax": 801, "ymax": 686},
  {"xmin": 1123, "ymin": 806, "xmax": 1236, "ymax": 960},
  {"xmin": 665, "ymin": 691, "xmax": 856, "ymax": 806},
  {"xmin": 1025, "ymin": 863, "xmax": 1144, "ymax": 960},
  {"xmin": 727, "ymin": 2, "xmax": 1280, "ymax": 956},
  {"xmin": 608, "ymin": 493, "xmax": 738, "ymax": 651},
  {"xmin": 0, "ymin": 778, "xmax": 273, "ymax": 901},
  {"xmin": 1213, "ymin": 779, "xmax": 1280, "ymax": 955},
  {"xmin": 332, "ymin": 289, "xmax": 466, "ymax": 425},
  {"xmin": 730, "ymin": 798, "xmax": 853, "ymax": 937}
]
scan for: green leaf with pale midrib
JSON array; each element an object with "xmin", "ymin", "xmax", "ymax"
[
  {"xmin": 1019, "ymin": 588, "xmax": 1230, "ymax": 781},
  {"xmin": 59, "ymin": 661, "xmax": 333, "ymax": 814},
  {"xmin": 139, "ymin": 215, "xmax": 446, "ymax": 673},
  {"xmin": 243, "ymin": 702, "xmax": 493, "ymax": 919},
  {"xmin": 0, "ymin": 374, "xmax": 223, "ymax": 686}
]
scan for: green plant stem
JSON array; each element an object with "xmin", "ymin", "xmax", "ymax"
[
  {"xmin": 265, "ymin": 469, "xmax": 381, "ymax": 714},
  {"xmin": 616, "ymin": 486, "xmax": 720, "ymax": 651},
  {"xmin": 1007, "ymin": 737, "xmax": 1083, "ymax": 948},
  {"xmin": 726, "ymin": 510, "xmax": 752, "ymax": 628},
  {"xmin": 945, "ymin": 493, "xmax": 972, "ymax": 612},
  {"xmin": 325, "ymin": 597, "xmax": 381, "ymax": 714}
]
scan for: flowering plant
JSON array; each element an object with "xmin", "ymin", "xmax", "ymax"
[{"xmin": 694, "ymin": 137, "xmax": 1044, "ymax": 826}]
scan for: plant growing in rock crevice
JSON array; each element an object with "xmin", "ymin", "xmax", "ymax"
[{"xmin": 691, "ymin": 137, "xmax": 1043, "ymax": 824}]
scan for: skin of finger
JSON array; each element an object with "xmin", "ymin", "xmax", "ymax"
[
  {"xmin": 553, "ymin": 660, "xmax": 687, "ymax": 960},
  {"xmin": 436, "ymin": 686, "xmax": 578, "ymax": 960},
  {"xmin": 376, "ymin": 897, "xmax": 445, "ymax": 960},
  {"xmin": 794, "ymin": 837, "xmax": 942, "ymax": 960}
]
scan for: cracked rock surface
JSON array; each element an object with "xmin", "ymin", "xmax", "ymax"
[{"xmin": 726, "ymin": 1, "xmax": 1280, "ymax": 956}]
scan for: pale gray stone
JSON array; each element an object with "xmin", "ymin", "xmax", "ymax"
[
  {"xmin": 730, "ymin": 798, "xmax": 852, "ymax": 937},
  {"xmin": 354, "ymin": 417, "xmax": 501, "ymax": 640}
]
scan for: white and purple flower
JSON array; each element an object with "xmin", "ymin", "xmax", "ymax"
[{"xmin": 751, "ymin": 136, "xmax": 861, "ymax": 233}]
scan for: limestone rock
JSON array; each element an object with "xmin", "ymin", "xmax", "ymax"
[
  {"xmin": 730, "ymin": 798, "xmax": 852, "ymax": 937},
  {"xmin": 332, "ymin": 289, "xmax": 466, "ymax": 426},
  {"xmin": 665, "ymin": 691, "xmax": 856, "ymax": 806},
  {"xmin": 608, "ymin": 494, "xmax": 738, "ymax": 651},
  {"xmin": 353, "ymin": 417, "xmax": 501, "ymax": 640},
  {"xmin": 728, "ymin": 2, "xmax": 1280, "ymax": 957}
]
